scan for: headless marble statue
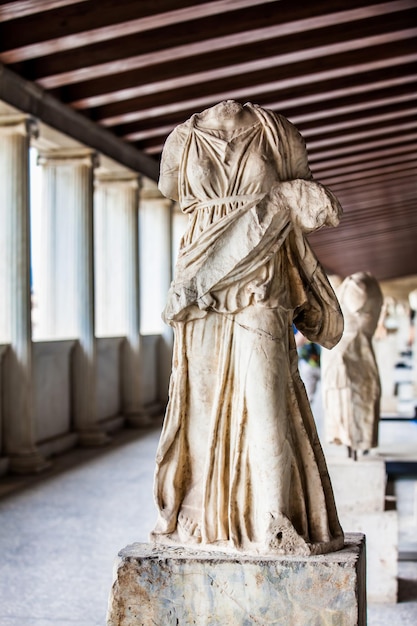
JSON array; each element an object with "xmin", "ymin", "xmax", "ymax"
[
  {"xmin": 322, "ymin": 272, "xmax": 383, "ymax": 460},
  {"xmin": 151, "ymin": 100, "xmax": 345, "ymax": 556}
]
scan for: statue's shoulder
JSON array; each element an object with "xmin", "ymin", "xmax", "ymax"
[
  {"xmin": 169, "ymin": 119, "xmax": 191, "ymax": 140},
  {"xmin": 251, "ymin": 104, "xmax": 301, "ymax": 138},
  {"xmin": 271, "ymin": 111, "xmax": 301, "ymax": 137},
  {"xmin": 162, "ymin": 120, "xmax": 191, "ymax": 156}
]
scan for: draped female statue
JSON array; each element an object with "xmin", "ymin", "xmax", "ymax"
[
  {"xmin": 151, "ymin": 101, "xmax": 344, "ymax": 556},
  {"xmin": 322, "ymin": 272, "xmax": 383, "ymax": 459}
]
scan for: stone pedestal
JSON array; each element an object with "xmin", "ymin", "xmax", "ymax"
[
  {"xmin": 107, "ymin": 534, "xmax": 366, "ymax": 626},
  {"xmin": 339, "ymin": 510, "xmax": 397, "ymax": 604},
  {"xmin": 327, "ymin": 455, "xmax": 398, "ymax": 603},
  {"xmin": 328, "ymin": 455, "xmax": 387, "ymax": 512}
]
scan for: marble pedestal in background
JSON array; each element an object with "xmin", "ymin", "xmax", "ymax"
[
  {"xmin": 327, "ymin": 455, "xmax": 398, "ymax": 603},
  {"xmin": 107, "ymin": 533, "xmax": 366, "ymax": 626}
]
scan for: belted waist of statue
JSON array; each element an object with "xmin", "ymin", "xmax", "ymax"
[{"xmin": 194, "ymin": 193, "xmax": 265, "ymax": 210}]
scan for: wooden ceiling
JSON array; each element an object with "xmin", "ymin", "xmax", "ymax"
[{"xmin": 0, "ymin": 0, "xmax": 416, "ymax": 281}]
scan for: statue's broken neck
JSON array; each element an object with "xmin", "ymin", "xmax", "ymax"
[{"xmin": 195, "ymin": 100, "xmax": 257, "ymax": 131}]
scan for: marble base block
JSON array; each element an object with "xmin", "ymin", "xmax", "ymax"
[
  {"xmin": 340, "ymin": 512, "xmax": 398, "ymax": 603},
  {"xmin": 107, "ymin": 533, "xmax": 366, "ymax": 626},
  {"xmin": 326, "ymin": 456, "xmax": 398, "ymax": 603},
  {"xmin": 327, "ymin": 456, "xmax": 387, "ymax": 513}
]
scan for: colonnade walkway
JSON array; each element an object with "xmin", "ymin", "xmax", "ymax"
[{"xmin": 0, "ymin": 421, "xmax": 416, "ymax": 626}]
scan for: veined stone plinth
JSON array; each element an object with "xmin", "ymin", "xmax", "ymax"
[
  {"xmin": 107, "ymin": 533, "xmax": 366, "ymax": 626},
  {"xmin": 327, "ymin": 456, "xmax": 398, "ymax": 603}
]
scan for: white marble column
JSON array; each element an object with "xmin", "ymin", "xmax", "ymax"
[
  {"xmin": 94, "ymin": 172, "xmax": 144, "ymax": 422},
  {"xmin": 0, "ymin": 115, "xmax": 48, "ymax": 473},
  {"xmin": 38, "ymin": 149, "xmax": 107, "ymax": 445},
  {"xmin": 139, "ymin": 183, "xmax": 174, "ymax": 406}
]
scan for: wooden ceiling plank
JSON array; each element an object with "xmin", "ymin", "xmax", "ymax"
[
  {"xmin": 307, "ymin": 133, "xmax": 417, "ymax": 162},
  {"xmin": 143, "ymin": 129, "xmax": 417, "ymax": 157},
  {"xmin": 322, "ymin": 178, "xmax": 416, "ymax": 197},
  {"xmin": 6, "ymin": 4, "xmax": 416, "ymax": 84},
  {"xmin": 0, "ymin": 1, "xmax": 280, "ymax": 58},
  {"xmin": 322, "ymin": 174, "xmax": 417, "ymax": 197},
  {"xmin": 316, "ymin": 161, "xmax": 417, "ymax": 184},
  {"xmin": 311, "ymin": 257, "xmax": 417, "ymax": 282},
  {"xmin": 3, "ymin": 2, "xmax": 350, "ymax": 75},
  {"xmin": 294, "ymin": 100, "xmax": 417, "ymax": 132},
  {"xmin": 322, "ymin": 193, "xmax": 417, "ymax": 213},
  {"xmin": 340, "ymin": 196, "xmax": 417, "ymax": 216},
  {"xmin": 323, "ymin": 211, "xmax": 417, "ymax": 234},
  {"xmin": 138, "ymin": 119, "xmax": 417, "ymax": 160},
  {"xmin": 95, "ymin": 43, "xmax": 417, "ymax": 126},
  {"xmin": 119, "ymin": 67, "xmax": 417, "ymax": 140},
  {"xmin": 45, "ymin": 7, "xmax": 417, "ymax": 107},
  {"xmin": 313, "ymin": 155, "xmax": 417, "ymax": 181},
  {"xmin": 337, "ymin": 213, "xmax": 417, "ymax": 234},
  {"xmin": 60, "ymin": 43, "xmax": 417, "ymax": 110},
  {"xmin": 310, "ymin": 258, "xmax": 417, "ymax": 281},
  {"xmin": 0, "ymin": 0, "xmax": 86, "ymax": 22},
  {"xmin": 306, "ymin": 120, "xmax": 417, "ymax": 152},
  {"xmin": 324, "ymin": 170, "xmax": 417, "ymax": 194},
  {"xmin": 335, "ymin": 229, "xmax": 417, "ymax": 246},
  {"xmin": 309, "ymin": 149, "xmax": 417, "ymax": 176},
  {"xmin": 311, "ymin": 145, "xmax": 417, "ymax": 174},
  {"xmin": 143, "ymin": 131, "xmax": 416, "ymax": 155},
  {"xmin": 329, "ymin": 166, "xmax": 416, "ymax": 186},
  {"xmin": 301, "ymin": 114, "xmax": 417, "ymax": 146},
  {"xmin": 87, "ymin": 86, "xmax": 417, "ymax": 139},
  {"xmin": 325, "ymin": 223, "xmax": 417, "ymax": 246},
  {"xmin": 138, "ymin": 110, "xmax": 417, "ymax": 150}
]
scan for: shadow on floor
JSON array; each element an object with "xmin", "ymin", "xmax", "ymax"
[{"xmin": 0, "ymin": 422, "xmax": 162, "ymax": 501}]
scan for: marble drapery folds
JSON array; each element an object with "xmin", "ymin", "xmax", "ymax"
[
  {"xmin": 322, "ymin": 272, "xmax": 384, "ymax": 455},
  {"xmin": 151, "ymin": 102, "xmax": 345, "ymax": 556}
]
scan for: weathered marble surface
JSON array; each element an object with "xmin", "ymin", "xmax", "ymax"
[
  {"xmin": 340, "ymin": 511, "xmax": 397, "ymax": 604},
  {"xmin": 327, "ymin": 456, "xmax": 398, "ymax": 603},
  {"xmin": 107, "ymin": 534, "xmax": 366, "ymax": 626},
  {"xmin": 152, "ymin": 100, "xmax": 345, "ymax": 556},
  {"xmin": 322, "ymin": 272, "xmax": 383, "ymax": 455},
  {"xmin": 328, "ymin": 456, "xmax": 387, "ymax": 513}
]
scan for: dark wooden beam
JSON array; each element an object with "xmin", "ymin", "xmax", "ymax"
[
  {"xmin": 113, "ymin": 62, "xmax": 416, "ymax": 140},
  {"xmin": 45, "ymin": 6, "xmax": 417, "ymax": 107},
  {"xmin": 0, "ymin": 0, "xmax": 86, "ymax": 22},
  {"xmin": 0, "ymin": 64, "xmax": 159, "ymax": 180},
  {"xmin": 6, "ymin": 1, "xmax": 414, "ymax": 84},
  {"xmin": 94, "ymin": 39, "xmax": 416, "ymax": 126},
  {"xmin": 0, "ymin": 0, "xmax": 205, "ymax": 40}
]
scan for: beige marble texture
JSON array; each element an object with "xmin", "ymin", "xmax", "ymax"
[
  {"xmin": 327, "ymin": 456, "xmax": 398, "ymax": 603},
  {"xmin": 107, "ymin": 534, "xmax": 366, "ymax": 626},
  {"xmin": 327, "ymin": 456, "xmax": 387, "ymax": 513},
  {"xmin": 151, "ymin": 101, "xmax": 345, "ymax": 556},
  {"xmin": 322, "ymin": 272, "xmax": 383, "ymax": 455},
  {"xmin": 340, "ymin": 511, "xmax": 398, "ymax": 604}
]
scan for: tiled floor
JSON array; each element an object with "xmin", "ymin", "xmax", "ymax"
[{"xmin": 0, "ymin": 423, "xmax": 416, "ymax": 625}]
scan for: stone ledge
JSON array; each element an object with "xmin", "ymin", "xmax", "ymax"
[{"xmin": 107, "ymin": 533, "xmax": 366, "ymax": 626}]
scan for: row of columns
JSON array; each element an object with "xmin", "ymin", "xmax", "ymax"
[{"xmin": 0, "ymin": 114, "xmax": 170, "ymax": 473}]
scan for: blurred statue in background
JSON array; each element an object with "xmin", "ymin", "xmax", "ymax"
[
  {"xmin": 322, "ymin": 272, "xmax": 383, "ymax": 460},
  {"xmin": 151, "ymin": 100, "xmax": 344, "ymax": 556}
]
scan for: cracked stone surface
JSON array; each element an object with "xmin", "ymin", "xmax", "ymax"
[{"xmin": 107, "ymin": 533, "xmax": 366, "ymax": 625}]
